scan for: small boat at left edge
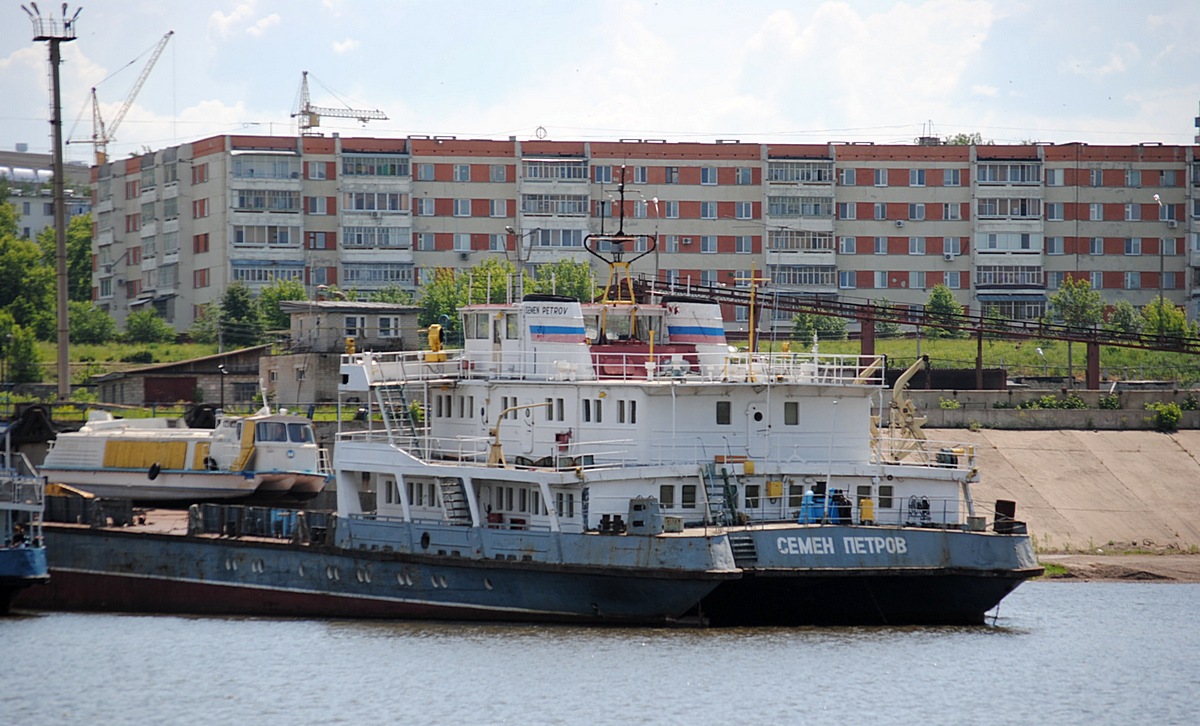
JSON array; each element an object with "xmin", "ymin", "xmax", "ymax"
[{"xmin": 1, "ymin": 421, "xmax": 49, "ymax": 614}]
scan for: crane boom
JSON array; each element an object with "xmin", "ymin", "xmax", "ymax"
[
  {"xmin": 89, "ymin": 30, "xmax": 174, "ymax": 164},
  {"xmin": 292, "ymin": 70, "xmax": 387, "ymax": 136}
]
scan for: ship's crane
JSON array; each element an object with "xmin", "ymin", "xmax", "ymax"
[
  {"xmin": 291, "ymin": 71, "xmax": 387, "ymax": 136},
  {"xmin": 78, "ymin": 30, "xmax": 174, "ymax": 165}
]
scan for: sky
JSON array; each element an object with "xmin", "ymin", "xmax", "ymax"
[{"xmin": 2, "ymin": 0, "xmax": 1198, "ymax": 164}]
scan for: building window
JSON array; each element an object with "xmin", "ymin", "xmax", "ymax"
[
  {"xmin": 943, "ymin": 203, "xmax": 962, "ymax": 221},
  {"xmin": 193, "ymin": 268, "xmax": 210, "ymax": 288},
  {"xmin": 664, "ymin": 167, "xmax": 679, "ymax": 184},
  {"xmin": 840, "ymin": 168, "xmax": 855, "ymax": 186},
  {"xmin": 1125, "ymin": 237, "xmax": 1141, "ymax": 255},
  {"xmin": 839, "ymin": 271, "xmax": 856, "ymax": 289},
  {"xmin": 909, "ymin": 237, "xmax": 926, "ymax": 255},
  {"xmin": 191, "ymin": 199, "xmax": 208, "ymax": 219},
  {"xmin": 1047, "ymin": 202, "xmax": 1064, "ymax": 221},
  {"xmin": 342, "ymin": 155, "xmax": 408, "ymax": 177},
  {"xmin": 489, "ymin": 164, "xmax": 507, "ymax": 182},
  {"xmin": 633, "ymin": 166, "xmax": 648, "ymax": 184},
  {"xmin": 735, "ymin": 167, "xmax": 753, "ymax": 185},
  {"xmin": 701, "ymin": 201, "xmax": 717, "ymax": 219},
  {"xmin": 735, "ymin": 235, "xmax": 753, "ymax": 254},
  {"xmin": 837, "ymin": 202, "xmax": 855, "ymax": 220},
  {"xmin": 1089, "ymin": 203, "xmax": 1104, "ymax": 221},
  {"xmin": 1090, "ymin": 169, "xmax": 1103, "ymax": 187},
  {"xmin": 873, "ymin": 203, "xmax": 886, "ymax": 221},
  {"xmin": 909, "ymin": 169, "xmax": 926, "ymax": 187},
  {"xmin": 735, "ymin": 201, "xmax": 753, "ymax": 220},
  {"xmin": 1046, "ymin": 168, "xmax": 1064, "ymax": 186},
  {"xmin": 415, "ymin": 198, "xmax": 435, "ymax": 216},
  {"xmin": 1124, "ymin": 271, "xmax": 1140, "ymax": 289},
  {"xmin": 1090, "ymin": 237, "xmax": 1105, "ymax": 255},
  {"xmin": 874, "ymin": 271, "xmax": 888, "ymax": 288},
  {"xmin": 1125, "ymin": 169, "xmax": 1141, "ymax": 188},
  {"xmin": 191, "ymin": 164, "xmax": 208, "ymax": 185},
  {"xmin": 453, "ymin": 199, "xmax": 471, "ymax": 217},
  {"xmin": 665, "ymin": 201, "xmax": 679, "ymax": 219},
  {"xmin": 700, "ymin": 236, "xmax": 717, "ymax": 253},
  {"xmin": 839, "ymin": 236, "xmax": 856, "ymax": 254},
  {"xmin": 874, "ymin": 168, "xmax": 888, "ymax": 187},
  {"xmin": 415, "ymin": 233, "xmax": 435, "ymax": 251},
  {"xmin": 1090, "ymin": 271, "xmax": 1103, "ymax": 289},
  {"xmin": 908, "ymin": 203, "xmax": 925, "ymax": 221},
  {"xmin": 701, "ymin": 167, "xmax": 718, "ymax": 185},
  {"xmin": 874, "ymin": 236, "xmax": 887, "ymax": 255},
  {"xmin": 307, "ymin": 196, "xmax": 328, "ymax": 215},
  {"xmin": 193, "ymin": 233, "xmax": 209, "ymax": 254},
  {"xmin": 1047, "ymin": 271, "xmax": 1064, "ymax": 290},
  {"xmin": 593, "ymin": 165, "xmax": 613, "ymax": 184},
  {"xmin": 912, "ymin": 270, "xmax": 926, "ymax": 290},
  {"xmin": 1046, "ymin": 236, "xmax": 1064, "ymax": 255},
  {"xmin": 453, "ymin": 164, "xmax": 471, "ymax": 182},
  {"xmin": 1125, "ymin": 203, "xmax": 1141, "ymax": 222},
  {"xmin": 490, "ymin": 199, "xmax": 507, "ymax": 218},
  {"xmin": 1162, "ymin": 237, "xmax": 1178, "ymax": 256},
  {"xmin": 416, "ymin": 163, "xmax": 434, "ymax": 181},
  {"xmin": 489, "ymin": 234, "xmax": 505, "ymax": 252},
  {"xmin": 944, "ymin": 168, "xmax": 961, "ymax": 186},
  {"xmin": 454, "ymin": 234, "xmax": 471, "ymax": 251},
  {"xmin": 945, "ymin": 271, "xmax": 961, "ymax": 289}
]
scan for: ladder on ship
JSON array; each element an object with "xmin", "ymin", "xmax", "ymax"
[
  {"xmin": 728, "ymin": 533, "xmax": 759, "ymax": 565},
  {"xmin": 700, "ymin": 463, "xmax": 734, "ymax": 526},
  {"xmin": 437, "ymin": 477, "xmax": 472, "ymax": 525},
  {"xmin": 368, "ymin": 358, "xmax": 420, "ymax": 441}
]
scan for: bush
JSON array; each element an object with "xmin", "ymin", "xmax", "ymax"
[
  {"xmin": 120, "ymin": 350, "xmax": 155, "ymax": 364},
  {"xmin": 1016, "ymin": 393, "xmax": 1087, "ymax": 410},
  {"xmin": 1098, "ymin": 394, "xmax": 1121, "ymax": 410},
  {"xmin": 1182, "ymin": 393, "xmax": 1199, "ymax": 411},
  {"xmin": 938, "ymin": 397, "xmax": 961, "ymax": 409},
  {"xmin": 1146, "ymin": 401, "xmax": 1182, "ymax": 433},
  {"xmin": 125, "ymin": 308, "xmax": 177, "ymax": 344}
]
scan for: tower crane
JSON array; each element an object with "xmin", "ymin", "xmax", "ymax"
[
  {"xmin": 291, "ymin": 70, "xmax": 387, "ymax": 136},
  {"xmin": 79, "ymin": 30, "xmax": 174, "ymax": 165}
]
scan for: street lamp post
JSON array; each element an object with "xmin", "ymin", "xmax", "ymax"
[
  {"xmin": 1155, "ymin": 194, "xmax": 1165, "ymax": 342},
  {"xmin": 504, "ymin": 226, "xmax": 540, "ymax": 301},
  {"xmin": 23, "ymin": 3, "xmax": 81, "ymax": 401},
  {"xmin": 218, "ymin": 364, "xmax": 228, "ymax": 411}
]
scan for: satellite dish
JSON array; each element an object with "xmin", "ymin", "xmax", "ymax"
[{"xmin": 535, "ymin": 126, "xmax": 547, "ymax": 139}]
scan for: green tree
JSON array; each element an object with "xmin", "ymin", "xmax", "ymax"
[
  {"xmin": 187, "ymin": 302, "xmax": 220, "ymax": 344},
  {"xmin": 790, "ymin": 311, "xmax": 848, "ymax": 341},
  {"xmin": 1142, "ymin": 298, "xmax": 1189, "ymax": 340},
  {"xmin": 256, "ymin": 278, "xmax": 307, "ymax": 332},
  {"xmin": 69, "ymin": 301, "xmax": 118, "ymax": 344},
  {"xmin": 125, "ymin": 307, "xmax": 177, "ymax": 343},
  {"xmin": 5, "ymin": 323, "xmax": 43, "ymax": 384},
  {"xmin": 368, "ymin": 285, "xmax": 416, "ymax": 305},
  {"xmin": 0, "ymin": 234, "xmax": 56, "ymax": 339},
  {"xmin": 0, "ymin": 196, "xmax": 18, "ymax": 238},
  {"xmin": 872, "ymin": 297, "xmax": 902, "ymax": 337},
  {"xmin": 924, "ymin": 284, "xmax": 967, "ymax": 338},
  {"xmin": 947, "ymin": 132, "xmax": 984, "ymax": 145},
  {"xmin": 419, "ymin": 259, "xmax": 518, "ymax": 337},
  {"xmin": 1104, "ymin": 300, "xmax": 1144, "ymax": 337},
  {"xmin": 527, "ymin": 259, "xmax": 599, "ymax": 301},
  {"xmin": 37, "ymin": 212, "xmax": 93, "ymax": 303},
  {"xmin": 218, "ymin": 281, "xmax": 263, "ymax": 348},
  {"xmin": 1048, "ymin": 276, "xmax": 1103, "ymax": 330}
]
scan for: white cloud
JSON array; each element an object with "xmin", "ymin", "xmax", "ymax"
[
  {"xmin": 332, "ymin": 38, "xmax": 360, "ymax": 54},
  {"xmin": 972, "ymin": 84, "xmax": 999, "ymax": 97},
  {"xmin": 209, "ymin": 3, "xmax": 258, "ymax": 39},
  {"xmin": 247, "ymin": 14, "xmax": 281, "ymax": 38},
  {"xmin": 1064, "ymin": 40, "xmax": 1141, "ymax": 77}
]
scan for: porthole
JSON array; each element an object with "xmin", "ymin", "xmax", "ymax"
[
  {"xmin": 326, "ymin": 565, "xmax": 340, "ymax": 581},
  {"xmin": 484, "ymin": 578, "xmax": 493, "ymax": 591},
  {"xmin": 430, "ymin": 575, "xmax": 440, "ymax": 588},
  {"xmin": 420, "ymin": 532, "xmax": 431, "ymax": 550},
  {"xmin": 439, "ymin": 575, "xmax": 448, "ymax": 588},
  {"xmin": 404, "ymin": 573, "xmax": 414, "ymax": 586},
  {"xmin": 356, "ymin": 568, "xmax": 371, "ymax": 584},
  {"xmin": 396, "ymin": 572, "xmax": 406, "ymax": 586},
  {"xmin": 298, "ymin": 563, "xmax": 306, "ymax": 577}
]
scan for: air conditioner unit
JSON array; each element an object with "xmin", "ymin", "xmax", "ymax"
[
  {"xmin": 115, "ymin": 278, "xmax": 125, "ymax": 285},
  {"xmin": 102, "ymin": 264, "xmax": 112, "ymax": 274},
  {"xmin": 1168, "ymin": 220, "xmax": 1178, "ymax": 229},
  {"xmin": 682, "ymin": 237, "xmax": 693, "ymax": 245},
  {"xmin": 458, "ymin": 251, "xmax": 470, "ymax": 260},
  {"xmin": 943, "ymin": 252, "xmax": 955, "ymax": 261},
  {"xmin": 895, "ymin": 220, "xmax": 904, "ymax": 228}
]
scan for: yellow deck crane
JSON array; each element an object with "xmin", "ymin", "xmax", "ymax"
[
  {"xmin": 76, "ymin": 30, "xmax": 174, "ymax": 165},
  {"xmin": 291, "ymin": 71, "xmax": 387, "ymax": 136}
]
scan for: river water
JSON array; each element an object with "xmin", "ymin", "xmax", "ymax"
[{"xmin": 3, "ymin": 582, "xmax": 1197, "ymax": 726}]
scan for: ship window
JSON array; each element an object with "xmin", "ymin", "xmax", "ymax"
[
  {"xmin": 784, "ymin": 401, "xmax": 799, "ymax": 425},
  {"xmin": 745, "ymin": 484, "xmax": 760, "ymax": 509},
  {"xmin": 257, "ymin": 422, "xmax": 287, "ymax": 442},
  {"xmin": 658, "ymin": 484, "xmax": 675, "ymax": 508},
  {"xmin": 878, "ymin": 485, "xmax": 894, "ymax": 509},
  {"xmin": 519, "ymin": 488, "xmax": 528, "ymax": 512},
  {"xmin": 788, "ymin": 482, "xmax": 805, "ymax": 508},
  {"xmin": 716, "ymin": 401, "xmax": 731, "ymax": 425},
  {"xmin": 287, "ymin": 423, "xmax": 314, "ymax": 443},
  {"xmin": 506, "ymin": 313, "xmax": 519, "ymax": 339},
  {"xmin": 681, "ymin": 484, "xmax": 697, "ymax": 509}
]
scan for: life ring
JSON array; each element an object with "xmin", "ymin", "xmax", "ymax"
[{"xmin": 148, "ymin": 463, "xmax": 161, "ymax": 480}]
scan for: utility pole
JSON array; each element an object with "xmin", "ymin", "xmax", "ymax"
[{"xmin": 24, "ymin": 3, "xmax": 81, "ymax": 401}]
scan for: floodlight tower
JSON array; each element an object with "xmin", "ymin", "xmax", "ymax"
[{"xmin": 23, "ymin": 2, "xmax": 81, "ymax": 401}]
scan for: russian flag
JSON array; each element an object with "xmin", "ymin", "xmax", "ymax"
[{"xmin": 530, "ymin": 324, "xmax": 586, "ymax": 343}]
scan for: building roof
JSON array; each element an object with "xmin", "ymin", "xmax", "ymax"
[{"xmin": 279, "ymin": 300, "xmax": 421, "ymax": 314}]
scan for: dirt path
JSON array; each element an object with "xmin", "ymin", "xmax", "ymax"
[{"xmin": 1038, "ymin": 554, "xmax": 1200, "ymax": 582}]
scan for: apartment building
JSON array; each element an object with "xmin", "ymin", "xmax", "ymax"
[
  {"xmin": 1, "ymin": 149, "xmax": 92, "ymax": 240},
  {"xmin": 90, "ymin": 134, "xmax": 1199, "ymax": 333}
]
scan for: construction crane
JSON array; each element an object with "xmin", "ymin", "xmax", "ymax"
[
  {"xmin": 78, "ymin": 30, "xmax": 174, "ymax": 165},
  {"xmin": 291, "ymin": 70, "xmax": 387, "ymax": 136}
]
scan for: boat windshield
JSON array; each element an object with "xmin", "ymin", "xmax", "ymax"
[
  {"xmin": 287, "ymin": 423, "xmax": 315, "ymax": 444},
  {"xmin": 256, "ymin": 421, "xmax": 288, "ymax": 442}
]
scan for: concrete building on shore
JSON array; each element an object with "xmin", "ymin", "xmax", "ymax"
[
  {"xmin": 89, "ymin": 134, "xmax": 1199, "ymax": 332},
  {"xmin": 1, "ymin": 147, "xmax": 92, "ymax": 240}
]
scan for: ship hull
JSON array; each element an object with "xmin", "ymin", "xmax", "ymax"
[
  {"xmin": 36, "ymin": 467, "xmax": 328, "ymax": 502},
  {"xmin": 0, "ymin": 547, "xmax": 49, "ymax": 615},
  {"xmin": 14, "ymin": 524, "xmax": 733, "ymax": 625},
  {"xmin": 701, "ymin": 523, "xmax": 1041, "ymax": 625}
]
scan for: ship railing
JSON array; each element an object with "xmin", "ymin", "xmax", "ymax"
[
  {"xmin": 343, "ymin": 349, "xmax": 466, "ymax": 385},
  {"xmin": 1, "ymin": 452, "xmax": 45, "ymax": 507},
  {"xmin": 871, "ymin": 435, "xmax": 977, "ymax": 473},
  {"xmin": 706, "ymin": 492, "xmax": 972, "ymax": 530}
]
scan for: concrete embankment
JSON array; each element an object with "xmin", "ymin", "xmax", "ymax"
[{"xmin": 941, "ymin": 428, "xmax": 1200, "ymax": 553}]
